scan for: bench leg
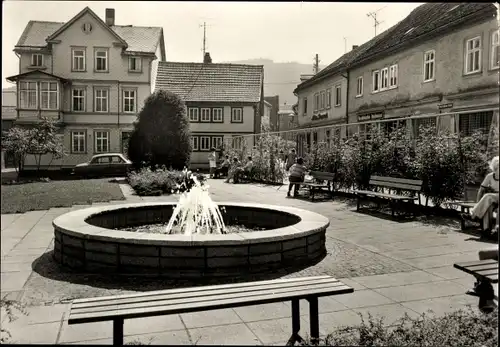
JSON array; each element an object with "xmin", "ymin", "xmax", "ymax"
[
  {"xmin": 356, "ymin": 195, "xmax": 361, "ymax": 211},
  {"xmin": 477, "ymin": 281, "xmax": 496, "ymax": 313},
  {"xmin": 308, "ymin": 297, "xmax": 320, "ymax": 344},
  {"xmin": 113, "ymin": 318, "xmax": 124, "ymax": 346},
  {"xmin": 287, "ymin": 299, "xmax": 302, "ymax": 346}
]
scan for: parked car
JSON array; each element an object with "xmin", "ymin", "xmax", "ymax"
[{"xmin": 73, "ymin": 153, "xmax": 132, "ymax": 178}]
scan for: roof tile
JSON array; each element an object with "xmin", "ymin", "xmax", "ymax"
[{"xmin": 155, "ymin": 62, "xmax": 264, "ymax": 103}]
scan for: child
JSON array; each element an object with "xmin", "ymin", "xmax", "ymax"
[
  {"xmin": 208, "ymin": 147, "xmax": 217, "ymax": 178},
  {"xmin": 287, "ymin": 157, "xmax": 307, "ymax": 197}
]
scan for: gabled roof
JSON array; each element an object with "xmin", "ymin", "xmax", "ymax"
[
  {"xmin": 6, "ymin": 70, "xmax": 69, "ymax": 83},
  {"xmin": 295, "ymin": 2, "xmax": 495, "ymax": 93},
  {"xmin": 155, "ymin": 62, "xmax": 264, "ymax": 103},
  {"xmin": 15, "ymin": 8, "xmax": 163, "ymax": 54},
  {"xmin": 46, "ymin": 7, "xmax": 127, "ymax": 47}
]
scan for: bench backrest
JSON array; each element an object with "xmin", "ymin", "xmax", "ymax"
[
  {"xmin": 369, "ymin": 175, "xmax": 423, "ymax": 192},
  {"xmin": 310, "ymin": 171, "xmax": 335, "ymax": 181}
]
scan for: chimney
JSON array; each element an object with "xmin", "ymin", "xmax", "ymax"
[
  {"xmin": 203, "ymin": 52, "xmax": 212, "ymax": 63},
  {"xmin": 105, "ymin": 8, "xmax": 115, "ymax": 26},
  {"xmin": 352, "ymin": 45, "xmax": 359, "ymax": 50}
]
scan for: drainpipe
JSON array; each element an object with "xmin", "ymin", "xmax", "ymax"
[
  {"xmin": 15, "ymin": 52, "xmax": 21, "ymax": 120},
  {"xmin": 345, "ymin": 70, "xmax": 350, "ymax": 125},
  {"xmin": 118, "ymin": 81, "xmax": 121, "ymax": 151}
]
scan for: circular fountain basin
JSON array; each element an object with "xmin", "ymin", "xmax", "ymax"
[{"xmin": 52, "ymin": 202, "xmax": 329, "ymax": 278}]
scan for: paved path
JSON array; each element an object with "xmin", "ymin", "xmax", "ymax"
[{"xmin": 1, "ymin": 179, "xmax": 498, "ymax": 345}]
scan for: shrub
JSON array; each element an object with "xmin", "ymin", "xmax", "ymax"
[
  {"xmin": 301, "ymin": 307, "xmax": 497, "ymax": 347},
  {"xmin": 127, "ymin": 90, "xmax": 192, "ymax": 170},
  {"xmin": 1, "ymin": 299, "xmax": 27, "ymax": 343},
  {"xmin": 128, "ymin": 167, "xmax": 205, "ymax": 196}
]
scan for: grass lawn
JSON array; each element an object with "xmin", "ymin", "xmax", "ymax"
[{"xmin": 1, "ymin": 178, "xmax": 125, "ymax": 214}]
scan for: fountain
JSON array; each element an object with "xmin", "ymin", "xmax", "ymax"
[{"xmin": 52, "ymin": 174, "xmax": 330, "ymax": 278}]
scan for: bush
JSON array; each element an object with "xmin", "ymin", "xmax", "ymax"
[
  {"xmin": 1, "ymin": 299, "xmax": 27, "ymax": 343},
  {"xmin": 128, "ymin": 167, "xmax": 205, "ymax": 196},
  {"xmin": 127, "ymin": 90, "xmax": 192, "ymax": 170},
  {"xmin": 301, "ymin": 307, "xmax": 497, "ymax": 347}
]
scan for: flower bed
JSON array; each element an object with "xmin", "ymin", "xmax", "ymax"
[{"xmin": 127, "ymin": 167, "xmax": 206, "ymax": 196}]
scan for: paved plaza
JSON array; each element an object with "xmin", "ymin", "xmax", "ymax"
[{"xmin": 1, "ymin": 179, "xmax": 498, "ymax": 345}]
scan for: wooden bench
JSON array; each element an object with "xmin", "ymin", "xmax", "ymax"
[
  {"xmin": 68, "ymin": 276, "xmax": 354, "ymax": 346},
  {"xmin": 353, "ymin": 175, "xmax": 423, "ymax": 218},
  {"xmin": 454, "ymin": 260, "xmax": 498, "ymax": 313},
  {"xmin": 299, "ymin": 171, "xmax": 336, "ymax": 201}
]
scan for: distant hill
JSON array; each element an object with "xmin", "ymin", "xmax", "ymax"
[{"xmin": 223, "ymin": 59, "xmax": 325, "ymax": 107}]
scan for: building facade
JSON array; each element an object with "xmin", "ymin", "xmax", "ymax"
[
  {"xmin": 347, "ymin": 3, "xmax": 499, "ymax": 139},
  {"xmin": 1, "ymin": 87, "xmax": 18, "ymax": 168},
  {"xmin": 154, "ymin": 54, "xmax": 264, "ymax": 169},
  {"xmin": 263, "ymin": 95, "xmax": 279, "ymax": 131},
  {"xmin": 7, "ymin": 6, "xmax": 166, "ymax": 169}
]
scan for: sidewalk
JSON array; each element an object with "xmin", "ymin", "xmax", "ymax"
[{"xmin": 1, "ymin": 179, "xmax": 497, "ymax": 344}]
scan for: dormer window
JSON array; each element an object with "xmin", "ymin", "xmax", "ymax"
[
  {"xmin": 31, "ymin": 54, "xmax": 43, "ymax": 67},
  {"xmin": 128, "ymin": 57, "xmax": 142, "ymax": 72}
]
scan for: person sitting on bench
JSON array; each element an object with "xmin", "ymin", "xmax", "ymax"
[
  {"xmin": 462, "ymin": 156, "xmax": 499, "ymax": 234},
  {"xmin": 466, "ymin": 248, "xmax": 499, "ymax": 312},
  {"xmin": 225, "ymin": 157, "xmax": 242, "ymax": 183},
  {"xmin": 214, "ymin": 155, "xmax": 230, "ymax": 178},
  {"xmin": 287, "ymin": 157, "xmax": 307, "ymax": 198},
  {"xmin": 233, "ymin": 156, "xmax": 254, "ymax": 183}
]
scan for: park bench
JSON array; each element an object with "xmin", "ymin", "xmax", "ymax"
[
  {"xmin": 299, "ymin": 171, "xmax": 336, "ymax": 201},
  {"xmin": 454, "ymin": 260, "xmax": 498, "ymax": 313},
  {"xmin": 353, "ymin": 175, "xmax": 423, "ymax": 219},
  {"xmin": 68, "ymin": 276, "xmax": 354, "ymax": 346}
]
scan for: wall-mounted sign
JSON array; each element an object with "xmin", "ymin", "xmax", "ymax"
[
  {"xmin": 357, "ymin": 112, "xmax": 384, "ymax": 122},
  {"xmin": 438, "ymin": 103, "xmax": 453, "ymax": 109}
]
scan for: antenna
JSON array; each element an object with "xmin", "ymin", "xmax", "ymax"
[
  {"xmin": 343, "ymin": 37, "xmax": 348, "ymax": 53},
  {"xmin": 366, "ymin": 6, "xmax": 386, "ymax": 37},
  {"xmin": 313, "ymin": 54, "xmax": 320, "ymax": 74},
  {"xmin": 200, "ymin": 22, "xmax": 207, "ymax": 60}
]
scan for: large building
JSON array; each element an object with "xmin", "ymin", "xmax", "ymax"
[
  {"xmin": 7, "ymin": 6, "xmax": 166, "ymax": 169},
  {"xmin": 154, "ymin": 53, "xmax": 264, "ymax": 169},
  {"xmin": 294, "ymin": 3, "xmax": 499, "ymax": 146}
]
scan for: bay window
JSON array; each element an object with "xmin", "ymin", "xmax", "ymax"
[
  {"xmin": 19, "ymin": 81, "xmax": 37, "ymax": 109},
  {"xmin": 40, "ymin": 82, "xmax": 58, "ymax": 110}
]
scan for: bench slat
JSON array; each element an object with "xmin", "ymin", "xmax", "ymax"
[
  {"xmin": 302, "ymin": 183, "xmax": 329, "ymax": 188},
  {"xmin": 371, "ymin": 176, "xmax": 423, "ymax": 186},
  {"xmin": 369, "ymin": 180, "xmax": 422, "ymax": 191},
  {"xmin": 69, "ymin": 282, "xmax": 353, "ymax": 324},
  {"xmin": 454, "ymin": 260, "xmax": 499, "ymax": 283},
  {"xmin": 353, "ymin": 190, "xmax": 417, "ymax": 200},
  {"xmin": 72, "ymin": 276, "xmax": 332, "ymax": 305},
  {"xmin": 71, "ymin": 277, "xmax": 343, "ymax": 310},
  {"xmin": 310, "ymin": 171, "xmax": 335, "ymax": 180},
  {"xmin": 455, "ymin": 260, "xmax": 498, "ymax": 268}
]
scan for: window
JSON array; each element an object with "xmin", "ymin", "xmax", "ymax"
[
  {"xmin": 128, "ymin": 57, "xmax": 142, "ymax": 72},
  {"xmin": 94, "ymin": 89, "xmax": 109, "ymax": 112},
  {"xmin": 423, "ymin": 51, "xmax": 435, "ymax": 81},
  {"xmin": 211, "ymin": 136, "xmax": 223, "ymax": 149},
  {"xmin": 326, "ymin": 89, "xmax": 331, "ymax": 108},
  {"xmin": 19, "ymin": 81, "xmax": 37, "ymax": 109},
  {"xmin": 303, "ymin": 97, "xmax": 308, "ymax": 115},
  {"xmin": 334, "ymin": 85, "xmax": 341, "ymax": 106},
  {"xmin": 40, "ymin": 82, "xmax": 58, "ymax": 110},
  {"xmin": 31, "ymin": 54, "xmax": 43, "ymax": 67},
  {"xmin": 232, "ymin": 136, "xmax": 242, "ymax": 149},
  {"xmin": 188, "ymin": 108, "xmax": 199, "ymax": 122},
  {"xmin": 356, "ymin": 76, "xmax": 363, "ymax": 97},
  {"xmin": 320, "ymin": 91, "xmax": 325, "ymax": 110},
  {"xmin": 121, "ymin": 132, "xmax": 132, "ymax": 153},
  {"xmin": 383, "ymin": 120, "xmax": 406, "ymax": 137},
  {"xmin": 71, "ymin": 131, "xmax": 86, "ymax": 153},
  {"xmin": 95, "ymin": 49, "xmax": 108, "ymax": 72},
  {"xmin": 190, "ymin": 136, "xmax": 199, "ymax": 151},
  {"xmin": 314, "ymin": 93, "xmax": 319, "ymax": 111},
  {"xmin": 459, "ymin": 111, "xmax": 493, "ymax": 136},
  {"xmin": 94, "ymin": 131, "xmax": 110, "ymax": 153},
  {"xmin": 123, "ymin": 90, "xmax": 136, "ymax": 113},
  {"xmin": 72, "ymin": 88, "xmax": 85, "ymax": 112},
  {"xmin": 200, "ymin": 136, "xmax": 211, "ymax": 151},
  {"xmin": 491, "ymin": 30, "xmax": 499, "ymax": 69},
  {"xmin": 372, "ymin": 70, "xmax": 380, "ymax": 92},
  {"xmin": 389, "ymin": 65, "xmax": 398, "ymax": 87},
  {"xmin": 201, "ymin": 108, "xmax": 211, "ymax": 122},
  {"xmin": 465, "ymin": 37, "xmax": 481, "ymax": 74},
  {"xmin": 380, "ymin": 67, "xmax": 389, "ymax": 90},
  {"xmin": 110, "ymin": 156, "xmax": 124, "ymax": 163},
  {"xmin": 212, "ymin": 108, "xmax": 223, "ymax": 122},
  {"xmin": 325, "ymin": 130, "xmax": 331, "ymax": 146},
  {"xmin": 72, "ymin": 48, "xmax": 85, "ymax": 71},
  {"xmin": 231, "ymin": 108, "xmax": 243, "ymax": 123},
  {"xmin": 413, "ymin": 117, "xmax": 437, "ymax": 138}
]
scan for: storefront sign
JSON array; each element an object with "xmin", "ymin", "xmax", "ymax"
[
  {"xmin": 358, "ymin": 112, "xmax": 384, "ymax": 122},
  {"xmin": 438, "ymin": 103, "xmax": 453, "ymax": 109}
]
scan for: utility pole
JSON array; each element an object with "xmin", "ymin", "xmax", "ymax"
[
  {"xmin": 366, "ymin": 6, "xmax": 386, "ymax": 37},
  {"xmin": 313, "ymin": 54, "xmax": 320, "ymax": 74},
  {"xmin": 200, "ymin": 22, "xmax": 207, "ymax": 60}
]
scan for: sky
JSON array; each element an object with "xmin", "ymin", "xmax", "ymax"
[{"xmin": 2, "ymin": 1, "xmax": 423, "ymax": 89}]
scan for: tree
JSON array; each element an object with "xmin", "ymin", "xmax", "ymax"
[
  {"xmin": 2, "ymin": 127, "xmax": 31, "ymax": 176},
  {"xmin": 128, "ymin": 90, "xmax": 192, "ymax": 170}
]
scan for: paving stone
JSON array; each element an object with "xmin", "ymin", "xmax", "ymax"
[
  {"xmin": 314, "ymin": 309, "xmax": 363, "ymax": 334},
  {"xmin": 4, "ymin": 321, "xmax": 61, "ymax": 344},
  {"xmin": 333, "ymin": 289, "xmax": 395, "ymax": 309},
  {"xmin": 180, "ymin": 308, "xmax": 242, "ymax": 329},
  {"xmin": 8, "ymin": 304, "xmax": 69, "ymax": 325},
  {"xmin": 336, "ymin": 277, "xmax": 368, "ymax": 291},
  {"xmin": 234, "ymin": 302, "xmax": 292, "ymax": 322},
  {"xmin": 401, "ymin": 252, "xmax": 478, "ymax": 269},
  {"xmin": 124, "ymin": 314, "xmax": 184, "ymax": 336},
  {"xmin": 0, "ymin": 271, "xmax": 31, "ymax": 291},
  {"xmin": 283, "ymin": 296, "xmax": 349, "ymax": 317},
  {"xmin": 401, "ymin": 294, "xmax": 478, "ymax": 316},
  {"xmin": 353, "ymin": 303, "xmax": 421, "ymax": 326},
  {"xmin": 374, "ymin": 280, "xmax": 468, "ymax": 303},
  {"xmin": 125, "ymin": 329, "xmax": 191, "ymax": 345},
  {"xmin": 349, "ymin": 270, "xmax": 444, "ymax": 289},
  {"xmin": 59, "ymin": 320, "xmax": 113, "ymax": 343},
  {"xmin": 189, "ymin": 322, "xmax": 262, "ymax": 345},
  {"xmin": 425, "ymin": 265, "xmax": 476, "ymax": 280},
  {"xmin": 246, "ymin": 317, "xmax": 309, "ymax": 344}
]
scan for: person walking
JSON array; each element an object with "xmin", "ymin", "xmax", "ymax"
[{"xmin": 208, "ymin": 147, "xmax": 217, "ymax": 178}]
